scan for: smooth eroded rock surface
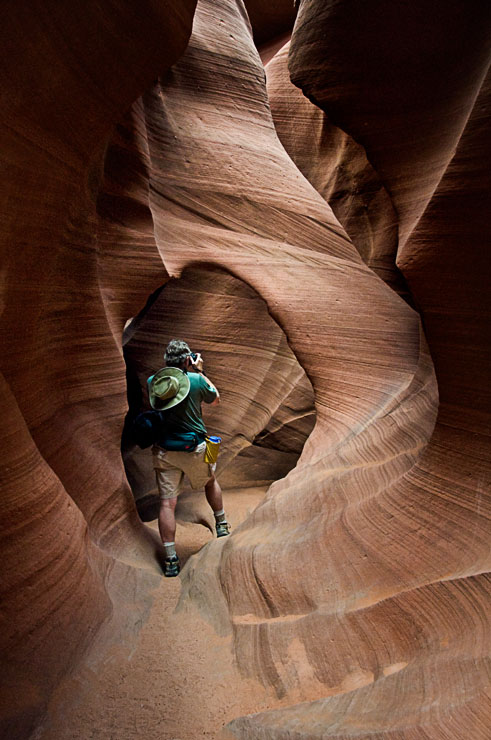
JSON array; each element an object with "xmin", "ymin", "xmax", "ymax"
[
  {"xmin": 0, "ymin": 0, "xmax": 197, "ymax": 735},
  {"xmin": 1, "ymin": 0, "xmax": 489, "ymax": 737},
  {"xmin": 266, "ymin": 41, "xmax": 405, "ymax": 295}
]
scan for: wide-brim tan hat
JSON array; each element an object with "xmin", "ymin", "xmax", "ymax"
[{"xmin": 147, "ymin": 367, "xmax": 190, "ymax": 410}]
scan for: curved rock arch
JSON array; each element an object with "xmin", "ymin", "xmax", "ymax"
[{"xmin": 121, "ymin": 262, "xmax": 316, "ymax": 521}]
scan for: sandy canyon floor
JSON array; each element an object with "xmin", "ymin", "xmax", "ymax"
[{"xmin": 35, "ymin": 486, "xmax": 276, "ymax": 740}]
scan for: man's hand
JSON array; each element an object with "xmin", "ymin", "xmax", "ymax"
[
  {"xmin": 190, "ymin": 353, "xmax": 204, "ymax": 372},
  {"xmin": 185, "ymin": 353, "xmax": 202, "ymax": 372}
]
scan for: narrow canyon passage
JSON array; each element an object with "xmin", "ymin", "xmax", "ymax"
[
  {"xmin": 1, "ymin": 0, "xmax": 490, "ymax": 738},
  {"xmin": 121, "ymin": 264, "xmax": 316, "ymax": 523}
]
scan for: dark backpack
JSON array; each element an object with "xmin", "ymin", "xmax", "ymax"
[
  {"xmin": 130, "ymin": 410, "xmax": 203, "ymax": 451},
  {"xmin": 131, "ymin": 410, "xmax": 165, "ymax": 449}
]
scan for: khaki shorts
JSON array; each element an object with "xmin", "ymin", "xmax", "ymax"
[{"xmin": 153, "ymin": 441, "xmax": 216, "ymax": 500}]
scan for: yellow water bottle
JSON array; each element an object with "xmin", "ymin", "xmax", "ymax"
[{"xmin": 204, "ymin": 435, "xmax": 221, "ymax": 464}]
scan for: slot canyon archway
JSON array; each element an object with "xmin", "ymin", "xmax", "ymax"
[
  {"xmin": 121, "ymin": 263, "xmax": 316, "ymax": 522},
  {"xmin": 1, "ymin": 0, "xmax": 490, "ymax": 738}
]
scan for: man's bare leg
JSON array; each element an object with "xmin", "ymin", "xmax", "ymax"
[
  {"xmin": 159, "ymin": 495, "xmax": 178, "ymax": 543},
  {"xmin": 205, "ymin": 476, "xmax": 230, "ymax": 536},
  {"xmin": 205, "ymin": 475, "xmax": 223, "ymax": 512}
]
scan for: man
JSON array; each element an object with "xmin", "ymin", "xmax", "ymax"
[{"xmin": 148, "ymin": 339, "xmax": 230, "ymax": 577}]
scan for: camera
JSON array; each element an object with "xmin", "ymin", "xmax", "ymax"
[{"xmin": 189, "ymin": 352, "xmax": 202, "ymax": 367}]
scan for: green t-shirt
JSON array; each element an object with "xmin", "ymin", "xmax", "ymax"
[{"xmin": 159, "ymin": 372, "xmax": 216, "ymax": 440}]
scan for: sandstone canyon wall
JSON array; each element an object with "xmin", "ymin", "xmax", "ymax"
[
  {"xmin": 0, "ymin": 1, "xmax": 197, "ymax": 735},
  {"xmin": 1, "ymin": 0, "xmax": 490, "ymax": 738}
]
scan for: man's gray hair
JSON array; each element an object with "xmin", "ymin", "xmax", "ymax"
[{"xmin": 164, "ymin": 339, "xmax": 191, "ymax": 368}]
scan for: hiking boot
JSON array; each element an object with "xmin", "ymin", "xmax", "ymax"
[
  {"xmin": 216, "ymin": 521, "xmax": 230, "ymax": 538},
  {"xmin": 163, "ymin": 555, "xmax": 180, "ymax": 577}
]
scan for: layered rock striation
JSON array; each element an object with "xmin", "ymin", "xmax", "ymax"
[
  {"xmin": 0, "ymin": 1, "xmax": 197, "ymax": 735},
  {"xmin": 149, "ymin": 0, "xmax": 489, "ymax": 736},
  {"xmin": 266, "ymin": 41, "xmax": 404, "ymax": 295},
  {"xmin": 1, "ymin": 0, "xmax": 489, "ymax": 737}
]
